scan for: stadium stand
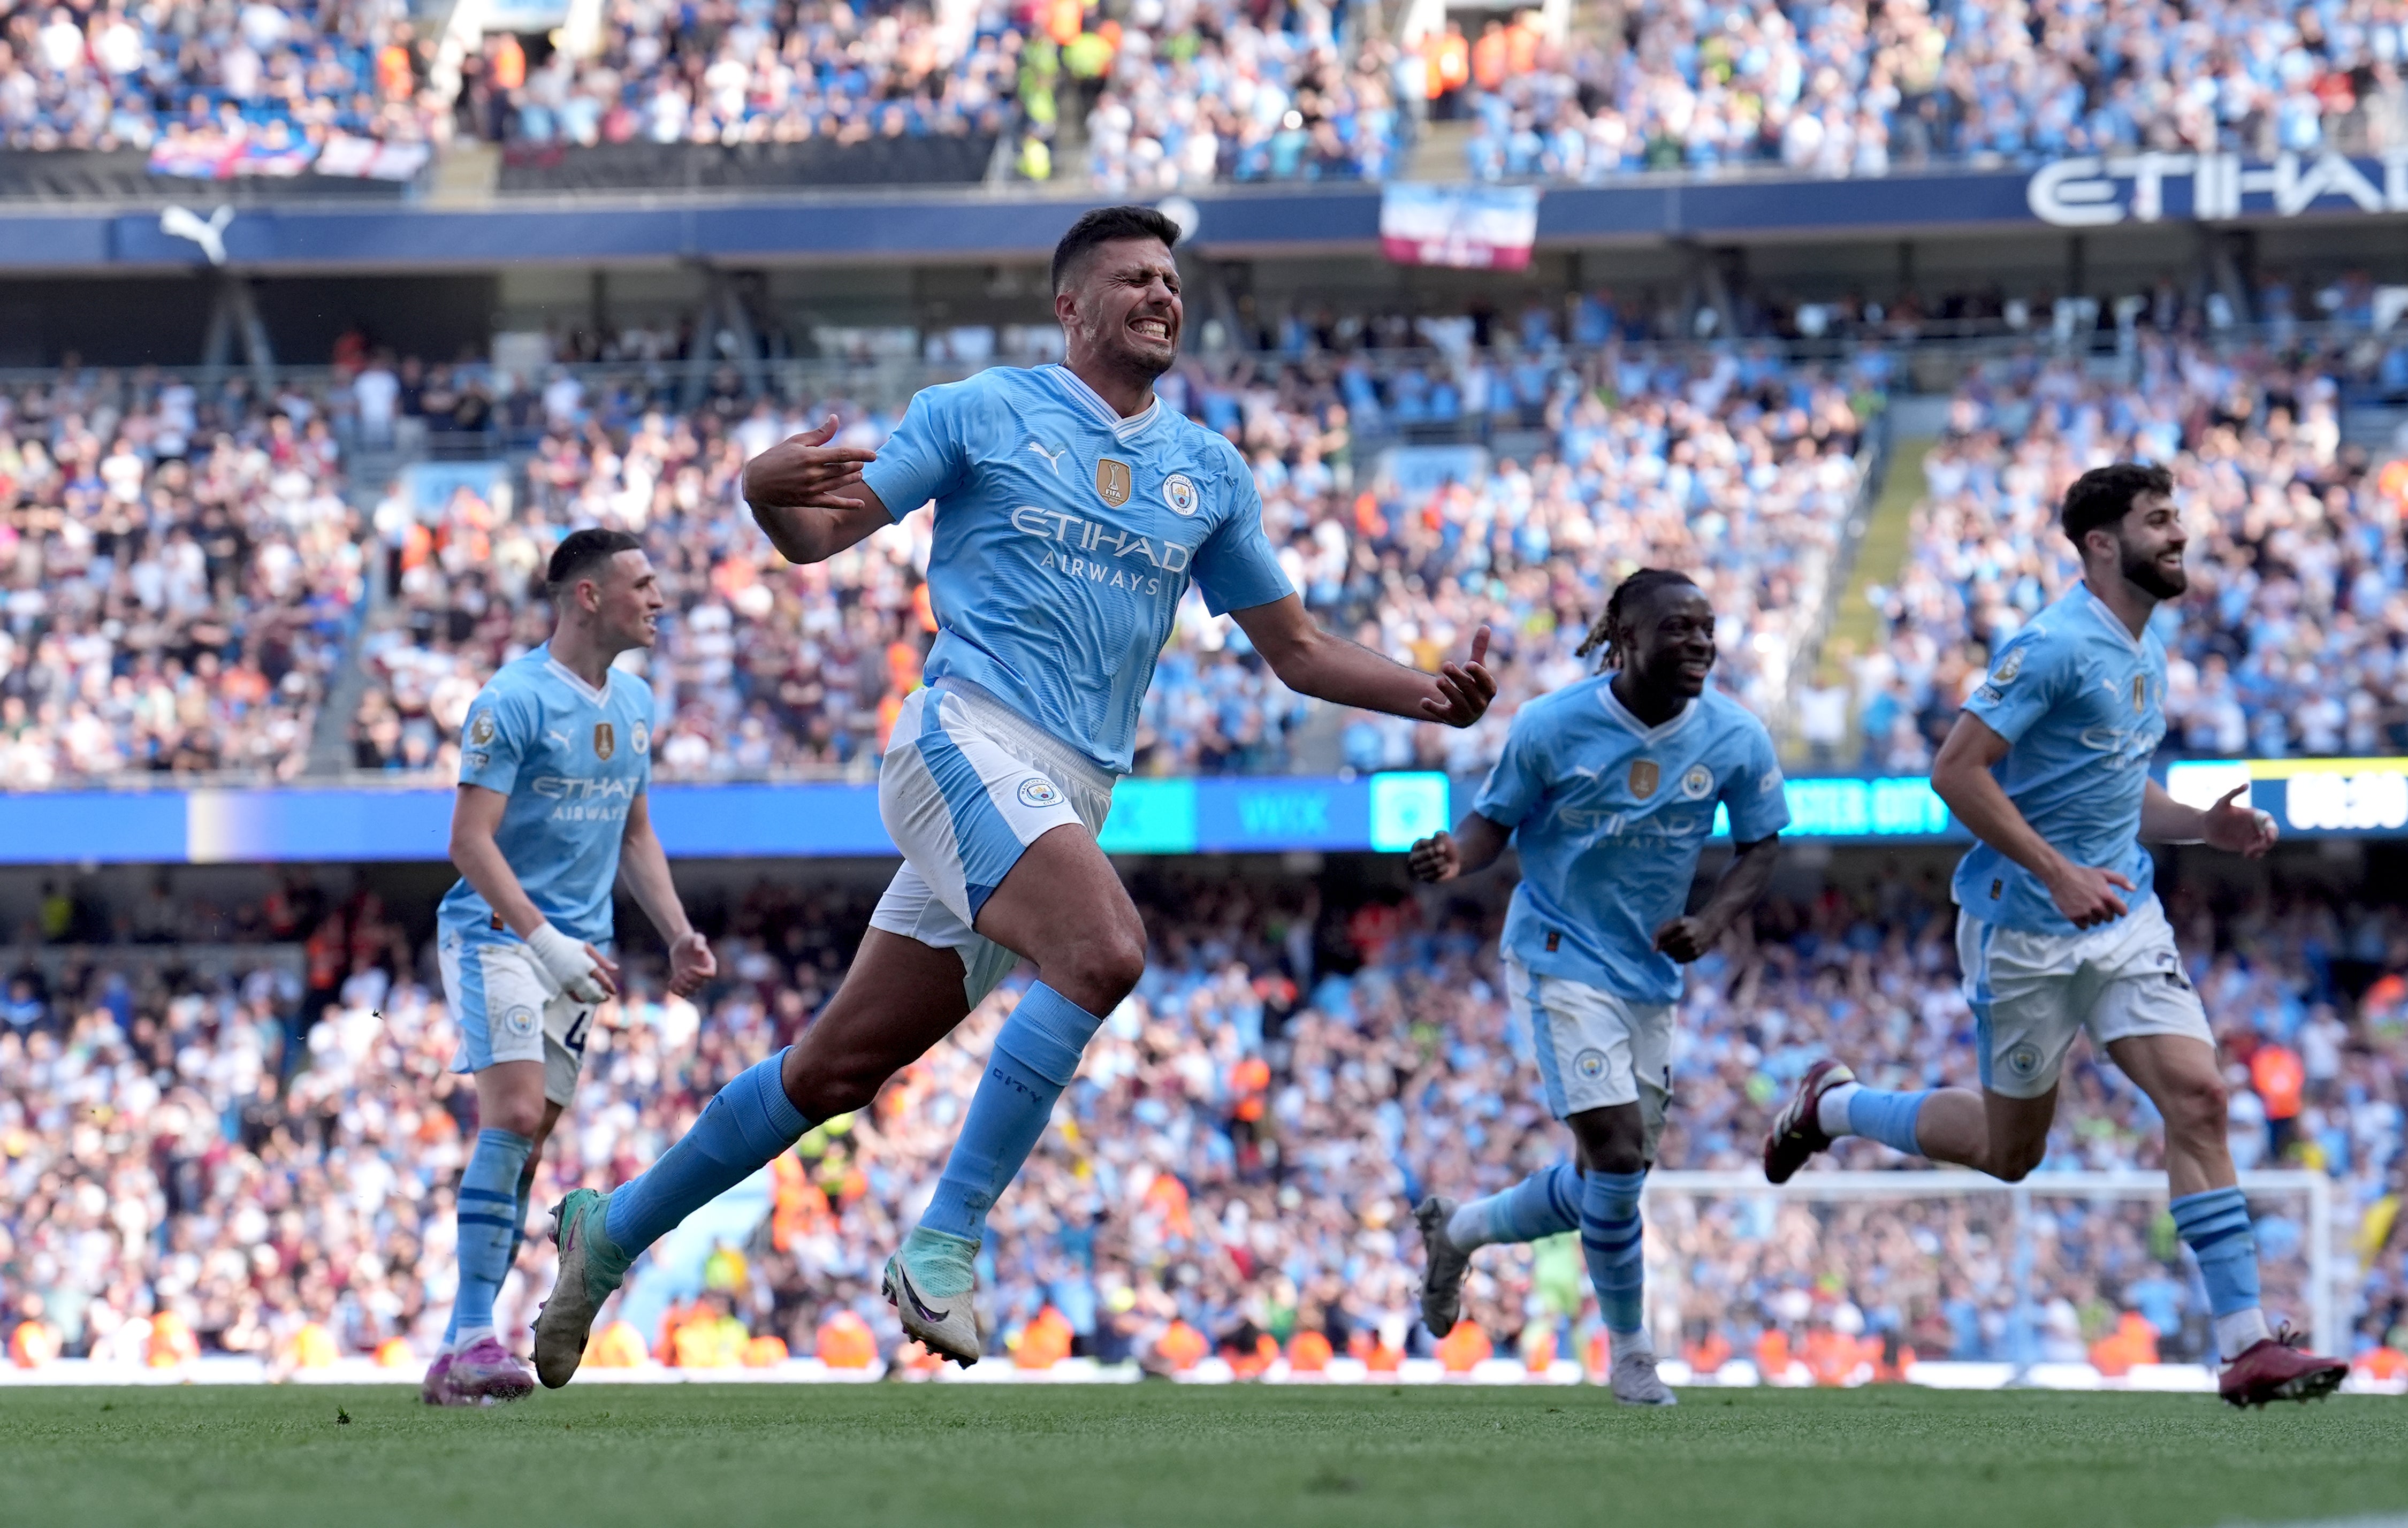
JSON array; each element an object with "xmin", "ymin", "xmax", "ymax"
[
  {"xmin": 345, "ymin": 341, "xmax": 1870, "ymax": 779},
  {"xmin": 0, "ymin": 874, "xmax": 2393, "ymax": 1373},
  {"xmin": 0, "ymin": 369, "xmax": 361, "ymax": 786},
  {"xmin": 1460, "ymin": 0, "xmax": 2408, "ymax": 183},
  {"xmin": 1857, "ymin": 335, "xmax": 2408, "ymax": 771},
  {"xmin": 6, "ymin": 0, "xmax": 2407, "ymax": 193}
]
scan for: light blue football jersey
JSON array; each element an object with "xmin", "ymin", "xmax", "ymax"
[
  {"xmin": 436, "ymin": 645, "xmax": 656, "ymax": 948},
  {"xmin": 860, "ymin": 364, "xmax": 1293, "ymax": 773},
  {"xmin": 1952, "ymin": 583, "xmax": 2167, "ymax": 936},
  {"xmin": 1474, "ymin": 679, "xmax": 1789, "ymax": 1005}
]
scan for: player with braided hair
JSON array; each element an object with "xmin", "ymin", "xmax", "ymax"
[
  {"xmin": 1571, "ymin": 566, "xmax": 1700, "ymax": 674},
  {"xmin": 1407, "ymin": 568, "xmax": 1787, "ymax": 1403}
]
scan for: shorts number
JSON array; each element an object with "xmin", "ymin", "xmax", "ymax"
[{"xmin": 561, "ymin": 1008, "xmax": 593, "ymax": 1055}]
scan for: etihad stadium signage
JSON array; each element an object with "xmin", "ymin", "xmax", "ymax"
[{"xmin": 2028, "ymin": 151, "xmax": 2408, "ymax": 227}]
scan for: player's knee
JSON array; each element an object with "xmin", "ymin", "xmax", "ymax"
[
  {"xmin": 2161, "ymin": 1072, "xmax": 2229, "ymax": 1144},
  {"xmin": 1986, "ymin": 1134, "xmax": 2048, "ymax": 1182},
  {"xmin": 783, "ymin": 1045, "xmax": 889, "ymax": 1120},
  {"xmin": 482, "ymin": 1092, "xmax": 546, "ymax": 1140},
  {"xmin": 1060, "ymin": 922, "xmax": 1146, "ymax": 1009}
]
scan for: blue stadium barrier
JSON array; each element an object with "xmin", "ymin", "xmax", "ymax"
[{"xmin": 18, "ymin": 154, "xmax": 2403, "ymax": 273}]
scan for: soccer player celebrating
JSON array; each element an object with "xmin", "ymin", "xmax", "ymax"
[
  {"xmin": 1762, "ymin": 463, "xmax": 2348, "ymax": 1407},
  {"xmin": 532, "ymin": 205, "xmax": 1493, "ymax": 1380},
  {"xmin": 1409, "ymin": 569, "xmax": 1787, "ymax": 1405},
  {"xmin": 423, "ymin": 528, "xmax": 715, "ymax": 1405}
]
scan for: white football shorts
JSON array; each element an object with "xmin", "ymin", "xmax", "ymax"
[
  {"xmin": 439, "ymin": 931, "xmax": 603, "ymax": 1107},
  {"xmin": 1957, "ymin": 894, "xmax": 2213, "ymax": 1100},
  {"xmin": 871, "ymin": 682, "xmax": 1116, "ymax": 1009},
  {"xmin": 1503, "ymin": 952, "xmax": 1674, "ymax": 1159}
]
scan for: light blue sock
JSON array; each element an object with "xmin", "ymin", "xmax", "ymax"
[
  {"xmin": 1449, "ymin": 1160, "xmax": 1583, "ymax": 1250},
  {"xmin": 921, "ymin": 982, "xmax": 1104, "ymax": 1242},
  {"xmin": 1579, "ymin": 1168, "xmax": 1648, "ymax": 1336},
  {"xmin": 449, "ymin": 1127, "xmax": 532, "ymax": 1340},
  {"xmin": 604, "ymin": 1049, "xmax": 811, "ymax": 1255},
  {"xmin": 1845, "ymin": 1087, "xmax": 1933, "ymax": 1157},
  {"xmin": 2170, "ymin": 1186, "xmax": 2260, "ymax": 1316}
]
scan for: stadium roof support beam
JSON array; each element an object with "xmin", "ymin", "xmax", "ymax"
[
  {"xmin": 682, "ymin": 266, "xmax": 766, "ymax": 409},
  {"xmin": 197, "ymin": 272, "xmax": 275, "ymax": 399}
]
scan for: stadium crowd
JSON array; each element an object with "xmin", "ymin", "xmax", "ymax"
[
  {"xmin": 1459, "ymin": 0, "xmax": 2408, "ymax": 185},
  {"xmin": 350, "ymin": 336, "xmax": 1871, "ymax": 780},
  {"xmin": 12, "ymin": 0, "xmax": 2407, "ymax": 182},
  {"xmin": 0, "ymin": 870, "xmax": 2399, "ymax": 1378},
  {"xmin": 0, "ymin": 366, "xmax": 361, "ymax": 786},
  {"xmin": 1847, "ymin": 334, "xmax": 2408, "ymax": 773},
  {"xmin": 0, "ymin": 0, "xmax": 437, "ymax": 156}
]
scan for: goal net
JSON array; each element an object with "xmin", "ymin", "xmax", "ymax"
[{"xmin": 1639, "ymin": 1170, "xmax": 2335, "ymax": 1387}]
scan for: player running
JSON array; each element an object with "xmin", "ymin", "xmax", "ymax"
[
  {"xmin": 1409, "ymin": 568, "xmax": 1787, "ymax": 1404},
  {"xmin": 423, "ymin": 528, "xmax": 715, "ymax": 1405},
  {"xmin": 531, "ymin": 204, "xmax": 1493, "ymax": 1381},
  {"xmin": 1762, "ymin": 462, "xmax": 2348, "ymax": 1407}
]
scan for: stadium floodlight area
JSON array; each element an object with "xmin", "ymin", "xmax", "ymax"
[{"xmin": 1641, "ymin": 1170, "xmax": 2336, "ymax": 1391}]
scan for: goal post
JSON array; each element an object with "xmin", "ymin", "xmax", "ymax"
[{"xmin": 1641, "ymin": 1170, "xmax": 2336, "ymax": 1370}]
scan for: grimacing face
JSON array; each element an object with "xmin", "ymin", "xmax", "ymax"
[
  {"xmin": 1622, "ymin": 585, "xmax": 1717, "ymax": 699},
  {"xmin": 1058, "ymin": 236, "xmax": 1182, "ymax": 379},
  {"xmin": 2099, "ymin": 488, "xmax": 2188, "ymax": 600}
]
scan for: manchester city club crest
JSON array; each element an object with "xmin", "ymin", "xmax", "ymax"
[
  {"xmin": 504, "ymin": 1006, "xmax": 538, "ymax": 1038},
  {"xmin": 1096, "ymin": 457, "xmax": 1133, "ymax": 508},
  {"xmin": 593, "ymin": 722, "xmax": 615, "ymax": 760},
  {"xmin": 1018, "ymin": 778, "xmax": 1063, "ymax": 808},
  {"xmin": 1574, "ymin": 1049, "xmax": 1609, "ymax": 1082},
  {"xmin": 1163, "ymin": 472, "xmax": 1199, "ymax": 516},
  {"xmin": 1681, "ymin": 763, "xmax": 1714, "ymax": 799},
  {"xmin": 632, "ymin": 721, "xmax": 651, "ymax": 754},
  {"xmin": 1628, "ymin": 759, "xmax": 1660, "ymax": 797}
]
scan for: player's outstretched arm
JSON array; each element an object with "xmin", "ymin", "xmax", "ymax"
[
  {"xmin": 743, "ymin": 415, "xmax": 891, "ymax": 565},
  {"xmin": 1654, "ymin": 834, "xmax": 1780, "ymax": 963},
  {"xmin": 2140, "ymin": 778, "xmax": 2277, "ymax": 858},
  {"xmin": 449, "ymin": 784, "xmax": 620, "ymax": 999},
  {"xmin": 1231, "ymin": 595, "xmax": 1496, "ymax": 727},
  {"xmin": 616, "ymin": 793, "xmax": 717, "ymax": 996},
  {"xmin": 1930, "ymin": 713, "xmax": 2131, "ymax": 928},
  {"xmin": 1407, "ymin": 812, "xmax": 1511, "ymax": 883}
]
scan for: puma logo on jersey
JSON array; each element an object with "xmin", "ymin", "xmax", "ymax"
[
  {"xmin": 1026, "ymin": 442, "xmax": 1066, "ymax": 474},
  {"xmin": 546, "ymin": 729, "xmax": 573, "ymax": 748}
]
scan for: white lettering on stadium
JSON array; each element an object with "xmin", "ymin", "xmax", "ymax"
[{"xmin": 2027, "ymin": 150, "xmax": 2408, "ymax": 227}]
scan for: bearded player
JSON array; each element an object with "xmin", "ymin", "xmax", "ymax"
[
  {"xmin": 531, "ymin": 205, "xmax": 1494, "ymax": 1381},
  {"xmin": 1763, "ymin": 462, "xmax": 2348, "ymax": 1407},
  {"xmin": 423, "ymin": 528, "xmax": 715, "ymax": 1404},
  {"xmin": 1408, "ymin": 568, "xmax": 1786, "ymax": 1404}
]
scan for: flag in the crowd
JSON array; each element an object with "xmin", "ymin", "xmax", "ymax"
[
  {"xmin": 315, "ymin": 133, "xmax": 431, "ymax": 181},
  {"xmin": 146, "ymin": 129, "xmax": 428, "ymax": 181},
  {"xmin": 1378, "ymin": 184, "xmax": 1542, "ymax": 270}
]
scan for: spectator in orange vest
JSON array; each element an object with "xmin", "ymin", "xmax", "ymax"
[
  {"xmin": 2251, "ymin": 1040, "xmax": 2305, "ymax": 1160},
  {"xmin": 1423, "ymin": 22, "xmax": 1469, "ymax": 116},
  {"xmin": 1470, "ymin": 20, "xmax": 1508, "ymax": 93},
  {"xmin": 490, "ymin": 32, "xmax": 527, "ymax": 90}
]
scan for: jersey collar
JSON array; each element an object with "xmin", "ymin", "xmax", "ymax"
[
  {"xmin": 1044, "ymin": 364, "xmax": 1164, "ymax": 444},
  {"xmin": 2075, "ymin": 582, "xmax": 2148, "ymax": 654},
  {"xmin": 540, "ymin": 647, "xmax": 612, "ymax": 706},
  {"xmin": 1598, "ymin": 682, "xmax": 1697, "ymax": 743}
]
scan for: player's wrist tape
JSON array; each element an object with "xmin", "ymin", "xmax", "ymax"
[{"xmin": 525, "ymin": 922, "xmax": 599, "ymax": 995}]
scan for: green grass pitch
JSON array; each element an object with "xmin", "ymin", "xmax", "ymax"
[{"xmin": 5, "ymin": 1384, "xmax": 2403, "ymax": 1527}]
